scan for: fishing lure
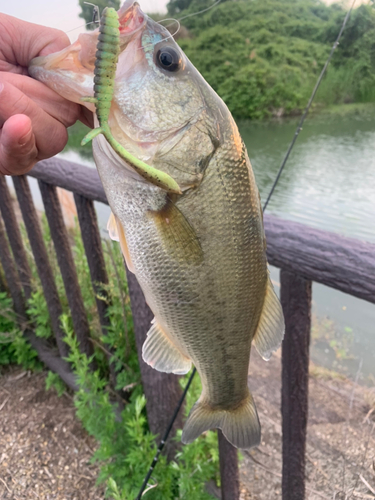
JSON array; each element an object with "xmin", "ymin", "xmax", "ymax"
[{"xmin": 81, "ymin": 7, "xmax": 181, "ymax": 195}]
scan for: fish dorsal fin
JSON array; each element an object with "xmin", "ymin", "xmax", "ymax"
[
  {"xmin": 142, "ymin": 320, "xmax": 192, "ymax": 375},
  {"xmin": 252, "ymin": 277, "xmax": 285, "ymax": 361},
  {"xmin": 107, "ymin": 212, "xmax": 135, "ymax": 273},
  {"xmin": 149, "ymin": 198, "xmax": 203, "ymax": 266}
]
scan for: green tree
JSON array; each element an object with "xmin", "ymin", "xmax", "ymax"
[
  {"xmin": 78, "ymin": 0, "xmax": 120, "ymax": 30},
  {"xmin": 175, "ymin": 0, "xmax": 375, "ymax": 118},
  {"xmin": 167, "ymin": 0, "xmax": 194, "ymax": 16}
]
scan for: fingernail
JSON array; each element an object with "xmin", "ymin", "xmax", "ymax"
[
  {"xmin": 18, "ymin": 128, "xmax": 33, "ymax": 146},
  {"xmin": 0, "ymin": 83, "xmax": 4, "ymax": 93}
]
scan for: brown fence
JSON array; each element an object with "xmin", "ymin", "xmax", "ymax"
[{"xmin": 1, "ymin": 157, "xmax": 375, "ymax": 500}]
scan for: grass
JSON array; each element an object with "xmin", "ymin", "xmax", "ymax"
[
  {"xmin": 0, "ymin": 215, "xmax": 220, "ymax": 500},
  {"xmin": 309, "ymin": 362, "xmax": 347, "ymax": 381}
]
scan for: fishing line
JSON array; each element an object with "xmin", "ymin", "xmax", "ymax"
[
  {"xmin": 64, "ymin": 0, "xmax": 219, "ymax": 51},
  {"xmin": 262, "ymin": 0, "xmax": 357, "ymax": 212},
  {"xmin": 141, "ymin": 18, "xmax": 182, "ymax": 50},
  {"xmin": 135, "ymin": 2, "xmax": 357, "ymax": 497},
  {"xmin": 63, "ymin": 2, "xmax": 100, "ymax": 35},
  {"xmin": 84, "ymin": 1, "xmax": 100, "ymax": 24},
  {"xmin": 143, "ymin": 0, "xmax": 222, "ymax": 51},
  {"xmin": 160, "ymin": 0, "xmax": 221, "ymax": 32},
  {"xmin": 64, "ymin": 21, "xmax": 98, "ymax": 34},
  {"xmin": 178, "ymin": 0, "xmax": 221, "ymax": 22}
]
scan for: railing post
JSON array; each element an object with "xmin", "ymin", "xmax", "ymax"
[
  {"xmin": 0, "ymin": 212, "xmax": 77, "ymax": 390},
  {"xmin": 0, "ymin": 176, "xmax": 32, "ymax": 300},
  {"xmin": 0, "ymin": 213, "xmax": 28, "ymax": 321},
  {"xmin": 125, "ymin": 268, "xmax": 184, "ymax": 459},
  {"xmin": 280, "ymin": 269, "xmax": 312, "ymax": 500},
  {"xmin": 12, "ymin": 176, "xmax": 70, "ymax": 361},
  {"xmin": 73, "ymin": 194, "xmax": 110, "ymax": 331},
  {"xmin": 38, "ymin": 180, "xmax": 94, "ymax": 363},
  {"xmin": 218, "ymin": 430, "xmax": 240, "ymax": 500},
  {"xmin": 0, "ymin": 263, "xmax": 7, "ymax": 292},
  {"xmin": 73, "ymin": 193, "xmax": 123, "ymax": 403}
]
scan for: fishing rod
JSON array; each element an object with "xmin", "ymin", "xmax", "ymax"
[
  {"xmin": 136, "ymin": 0, "xmax": 357, "ymax": 497},
  {"xmin": 135, "ymin": 367, "xmax": 196, "ymax": 500}
]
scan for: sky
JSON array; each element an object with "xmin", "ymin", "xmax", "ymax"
[
  {"xmin": 2, "ymin": 0, "xmax": 170, "ymax": 41},
  {"xmin": 2, "ymin": 0, "xmax": 368, "ymax": 43}
]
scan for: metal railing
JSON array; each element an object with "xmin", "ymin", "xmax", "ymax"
[{"xmin": 1, "ymin": 157, "xmax": 374, "ymax": 500}]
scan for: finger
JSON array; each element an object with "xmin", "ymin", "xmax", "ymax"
[
  {"xmin": 0, "ymin": 114, "xmax": 38, "ymax": 175},
  {"xmin": 0, "ymin": 81, "xmax": 68, "ymax": 160},
  {"xmin": 80, "ymin": 106, "xmax": 94, "ymax": 129},
  {"xmin": 1, "ymin": 72, "xmax": 81, "ymax": 128},
  {"xmin": 0, "ymin": 14, "xmax": 70, "ymax": 68}
]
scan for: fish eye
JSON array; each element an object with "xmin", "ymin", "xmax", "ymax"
[{"xmin": 156, "ymin": 47, "xmax": 181, "ymax": 72}]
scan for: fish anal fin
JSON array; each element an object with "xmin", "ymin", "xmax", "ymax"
[
  {"xmin": 182, "ymin": 391, "xmax": 261, "ymax": 450},
  {"xmin": 149, "ymin": 198, "xmax": 203, "ymax": 266},
  {"xmin": 252, "ymin": 277, "xmax": 285, "ymax": 362},
  {"xmin": 107, "ymin": 212, "xmax": 135, "ymax": 273},
  {"xmin": 142, "ymin": 321, "xmax": 192, "ymax": 375}
]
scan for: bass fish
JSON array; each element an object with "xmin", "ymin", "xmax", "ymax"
[{"xmin": 29, "ymin": 0, "xmax": 284, "ymax": 449}]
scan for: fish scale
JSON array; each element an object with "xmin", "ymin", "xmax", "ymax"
[{"xmin": 29, "ymin": 0, "xmax": 285, "ymax": 449}]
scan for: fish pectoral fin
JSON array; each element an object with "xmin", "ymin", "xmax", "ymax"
[
  {"xmin": 142, "ymin": 320, "xmax": 192, "ymax": 375},
  {"xmin": 107, "ymin": 212, "xmax": 119, "ymax": 241},
  {"xmin": 149, "ymin": 198, "xmax": 203, "ymax": 266},
  {"xmin": 252, "ymin": 276, "xmax": 285, "ymax": 361},
  {"xmin": 182, "ymin": 391, "xmax": 261, "ymax": 450},
  {"xmin": 107, "ymin": 212, "xmax": 135, "ymax": 274}
]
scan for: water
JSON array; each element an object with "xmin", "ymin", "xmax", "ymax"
[
  {"xmin": 240, "ymin": 113, "xmax": 375, "ymax": 244},
  {"xmin": 238, "ymin": 113, "xmax": 375, "ymax": 379},
  {"xmin": 7, "ymin": 111, "xmax": 375, "ymax": 379}
]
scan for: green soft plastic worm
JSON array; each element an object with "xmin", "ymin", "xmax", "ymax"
[{"xmin": 81, "ymin": 7, "xmax": 181, "ymax": 195}]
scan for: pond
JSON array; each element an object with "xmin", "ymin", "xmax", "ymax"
[
  {"xmin": 239, "ymin": 110, "xmax": 375, "ymax": 381},
  {"xmin": 7, "ymin": 108, "xmax": 375, "ymax": 380}
]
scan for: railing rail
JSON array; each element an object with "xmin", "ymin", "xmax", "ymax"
[
  {"xmin": 28, "ymin": 158, "xmax": 375, "ymax": 303},
  {"xmin": 1, "ymin": 157, "xmax": 375, "ymax": 500}
]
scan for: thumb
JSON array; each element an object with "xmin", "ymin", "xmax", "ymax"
[{"xmin": 0, "ymin": 114, "xmax": 38, "ymax": 175}]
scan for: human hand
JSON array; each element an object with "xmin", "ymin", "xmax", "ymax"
[{"xmin": 0, "ymin": 14, "xmax": 93, "ymax": 176}]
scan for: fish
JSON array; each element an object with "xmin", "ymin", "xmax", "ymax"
[{"xmin": 29, "ymin": 0, "xmax": 285, "ymax": 449}]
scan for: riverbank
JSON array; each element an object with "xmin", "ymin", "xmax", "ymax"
[
  {"xmin": 315, "ymin": 102, "xmax": 375, "ymax": 118},
  {"xmin": 65, "ymin": 102, "xmax": 375, "ymax": 155},
  {"xmin": 0, "ymin": 366, "xmax": 105, "ymax": 500},
  {"xmin": 1, "ymin": 352, "xmax": 373, "ymax": 499},
  {"xmin": 240, "ymin": 349, "xmax": 375, "ymax": 500}
]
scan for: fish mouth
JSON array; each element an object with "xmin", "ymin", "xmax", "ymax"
[
  {"xmin": 28, "ymin": 1, "xmax": 147, "ymax": 109},
  {"xmin": 118, "ymin": 1, "xmax": 146, "ymax": 35}
]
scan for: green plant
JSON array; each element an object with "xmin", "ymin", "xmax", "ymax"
[
  {"xmin": 62, "ymin": 308, "xmax": 219, "ymax": 499},
  {"xmin": 0, "ymin": 207, "xmax": 220, "ymax": 498},
  {"xmin": 45, "ymin": 370, "xmax": 67, "ymax": 397},
  {"xmin": 0, "ymin": 291, "xmax": 17, "ymax": 366},
  {"xmin": 175, "ymin": 0, "xmax": 375, "ymax": 119}
]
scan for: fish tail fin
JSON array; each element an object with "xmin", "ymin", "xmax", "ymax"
[{"xmin": 182, "ymin": 390, "xmax": 260, "ymax": 449}]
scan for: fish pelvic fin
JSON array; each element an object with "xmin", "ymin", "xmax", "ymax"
[
  {"xmin": 142, "ymin": 320, "xmax": 192, "ymax": 375},
  {"xmin": 253, "ymin": 276, "xmax": 285, "ymax": 361},
  {"xmin": 182, "ymin": 391, "xmax": 261, "ymax": 450}
]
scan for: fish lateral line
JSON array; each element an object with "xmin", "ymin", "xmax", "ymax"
[{"xmin": 80, "ymin": 7, "xmax": 182, "ymax": 195}]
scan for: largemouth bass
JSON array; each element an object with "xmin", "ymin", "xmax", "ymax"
[{"xmin": 29, "ymin": 0, "xmax": 284, "ymax": 449}]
